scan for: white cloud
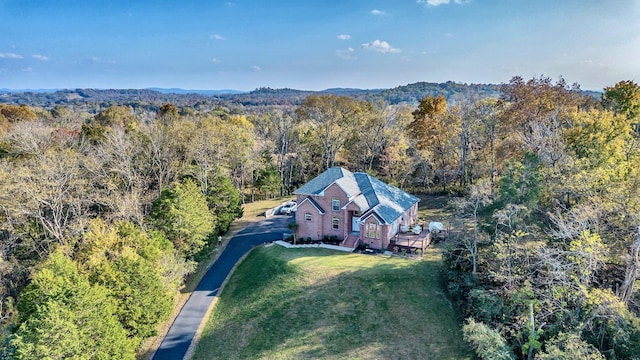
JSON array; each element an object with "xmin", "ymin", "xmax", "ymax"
[
  {"xmin": 370, "ymin": 9, "xmax": 385, "ymax": 15},
  {"xmin": 210, "ymin": 34, "xmax": 226, "ymax": 41},
  {"xmin": 362, "ymin": 40, "xmax": 401, "ymax": 54},
  {"xmin": 86, "ymin": 57, "xmax": 116, "ymax": 64},
  {"xmin": 0, "ymin": 52, "xmax": 23, "ymax": 59},
  {"xmin": 417, "ymin": 0, "xmax": 468, "ymax": 6},
  {"xmin": 211, "ymin": 57, "xmax": 222, "ymax": 63},
  {"xmin": 251, "ymin": 65, "xmax": 262, "ymax": 71},
  {"xmin": 31, "ymin": 54, "xmax": 49, "ymax": 61},
  {"xmin": 337, "ymin": 34, "xmax": 351, "ymax": 40},
  {"xmin": 21, "ymin": 67, "xmax": 32, "ymax": 72},
  {"xmin": 336, "ymin": 47, "xmax": 357, "ymax": 60}
]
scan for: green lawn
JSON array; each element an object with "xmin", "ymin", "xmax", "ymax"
[{"xmin": 191, "ymin": 246, "xmax": 471, "ymax": 360}]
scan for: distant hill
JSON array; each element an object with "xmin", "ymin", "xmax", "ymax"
[
  {"xmin": 374, "ymin": 81, "xmax": 501, "ymax": 105},
  {"xmin": 0, "ymin": 82, "xmax": 601, "ymax": 109},
  {"xmin": 0, "ymin": 88, "xmax": 221, "ymax": 109},
  {"xmin": 147, "ymin": 88, "xmax": 246, "ymax": 95},
  {"xmin": 0, "ymin": 88, "xmax": 61, "ymax": 94},
  {"xmin": 216, "ymin": 82, "xmax": 500, "ymax": 106}
]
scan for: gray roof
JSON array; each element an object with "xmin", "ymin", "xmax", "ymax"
[
  {"xmin": 360, "ymin": 174, "xmax": 419, "ymax": 224},
  {"xmin": 294, "ymin": 167, "xmax": 419, "ymax": 224},
  {"xmin": 294, "ymin": 167, "xmax": 360, "ymax": 198}
]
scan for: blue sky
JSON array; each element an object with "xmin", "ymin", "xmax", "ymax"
[{"xmin": 0, "ymin": 0, "xmax": 638, "ymax": 91}]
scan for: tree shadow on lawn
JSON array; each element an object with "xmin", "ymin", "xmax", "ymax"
[{"xmin": 192, "ymin": 247, "xmax": 472, "ymax": 360}]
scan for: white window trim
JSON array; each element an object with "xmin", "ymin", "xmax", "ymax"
[
  {"xmin": 332, "ymin": 217, "xmax": 340, "ymax": 230},
  {"xmin": 366, "ymin": 222, "xmax": 379, "ymax": 239}
]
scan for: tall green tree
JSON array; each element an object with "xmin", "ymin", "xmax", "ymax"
[
  {"xmin": 11, "ymin": 251, "xmax": 137, "ymax": 359},
  {"xmin": 76, "ymin": 220, "xmax": 177, "ymax": 339},
  {"xmin": 150, "ymin": 178, "xmax": 214, "ymax": 258},
  {"xmin": 602, "ymin": 80, "xmax": 640, "ymax": 123},
  {"xmin": 204, "ymin": 170, "xmax": 243, "ymax": 235}
]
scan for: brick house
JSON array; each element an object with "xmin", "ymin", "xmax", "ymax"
[{"xmin": 293, "ymin": 167, "xmax": 420, "ymax": 250}]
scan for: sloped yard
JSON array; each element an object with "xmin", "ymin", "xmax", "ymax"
[{"xmin": 191, "ymin": 245, "xmax": 471, "ymax": 359}]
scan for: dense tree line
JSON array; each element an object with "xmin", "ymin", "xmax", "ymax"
[
  {"xmin": 443, "ymin": 78, "xmax": 640, "ymax": 359},
  {"xmin": 0, "ymin": 104, "xmax": 243, "ymax": 357}
]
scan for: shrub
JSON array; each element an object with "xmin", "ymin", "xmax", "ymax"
[
  {"xmin": 462, "ymin": 318, "xmax": 514, "ymax": 360},
  {"xmin": 536, "ymin": 333, "xmax": 604, "ymax": 360}
]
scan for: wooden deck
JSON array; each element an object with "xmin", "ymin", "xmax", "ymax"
[{"xmin": 390, "ymin": 230, "xmax": 432, "ymax": 251}]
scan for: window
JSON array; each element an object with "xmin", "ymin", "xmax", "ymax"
[
  {"xmin": 305, "ymin": 213, "xmax": 312, "ymax": 222},
  {"xmin": 366, "ymin": 223, "xmax": 379, "ymax": 239},
  {"xmin": 332, "ymin": 217, "xmax": 340, "ymax": 230},
  {"xmin": 332, "ymin": 198, "xmax": 340, "ymax": 211}
]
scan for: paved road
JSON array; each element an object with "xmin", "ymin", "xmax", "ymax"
[{"xmin": 153, "ymin": 215, "xmax": 293, "ymax": 360}]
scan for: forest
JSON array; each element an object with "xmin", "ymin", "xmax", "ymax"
[{"xmin": 0, "ymin": 76, "xmax": 639, "ymax": 359}]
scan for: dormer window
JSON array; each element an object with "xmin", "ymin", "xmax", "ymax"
[{"xmin": 332, "ymin": 198, "xmax": 340, "ymax": 212}]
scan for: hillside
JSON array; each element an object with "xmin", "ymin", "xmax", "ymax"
[
  {"xmin": 191, "ymin": 246, "xmax": 471, "ymax": 359},
  {"xmin": 0, "ymin": 81, "xmax": 503, "ymax": 109}
]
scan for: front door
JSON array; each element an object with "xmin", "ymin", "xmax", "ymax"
[{"xmin": 352, "ymin": 216, "xmax": 360, "ymax": 232}]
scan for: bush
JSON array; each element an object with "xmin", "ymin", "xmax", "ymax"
[
  {"xmin": 537, "ymin": 333, "xmax": 604, "ymax": 360},
  {"xmin": 462, "ymin": 318, "xmax": 515, "ymax": 360}
]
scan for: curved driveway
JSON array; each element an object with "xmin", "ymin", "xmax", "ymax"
[{"xmin": 153, "ymin": 215, "xmax": 293, "ymax": 360}]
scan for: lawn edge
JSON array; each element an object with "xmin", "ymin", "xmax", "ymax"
[{"xmin": 183, "ymin": 245, "xmax": 262, "ymax": 360}]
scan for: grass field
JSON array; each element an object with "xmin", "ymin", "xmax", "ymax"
[{"xmin": 191, "ymin": 245, "xmax": 471, "ymax": 359}]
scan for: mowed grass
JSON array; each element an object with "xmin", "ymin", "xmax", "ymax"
[
  {"xmin": 417, "ymin": 194, "xmax": 453, "ymax": 223},
  {"xmin": 191, "ymin": 246, "xmax": 471, "ymax": 360}
]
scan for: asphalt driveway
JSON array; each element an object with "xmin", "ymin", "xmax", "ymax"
[{"xmin": 152, "ymin": 215, "xmax": 293, "ymax": 360}]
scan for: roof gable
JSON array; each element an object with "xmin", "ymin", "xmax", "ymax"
[
  {"xmin": 295, "ymin": 197, "xmax": 325, "ymax": 214},
  {"xmin": 294, "ymin": 167, "xmax": 358, "ymax": 197}
]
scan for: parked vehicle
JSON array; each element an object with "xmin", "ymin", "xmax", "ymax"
[{"xmin": 279, "ymin": 205, "xmax": 293, "ymax": 215}]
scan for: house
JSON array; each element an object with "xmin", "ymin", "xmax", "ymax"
[{"xmin": 293, "ymin": 167, "xmax": 420, "ymax": 250}]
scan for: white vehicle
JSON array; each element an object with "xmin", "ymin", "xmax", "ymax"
[
  {"xmin": 279, "ymin": 205, "xmax": 292, "ymax": 215},
  {"xmin": 280, "ymin": 200, "xmax": 297, "ymax": 215}
]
